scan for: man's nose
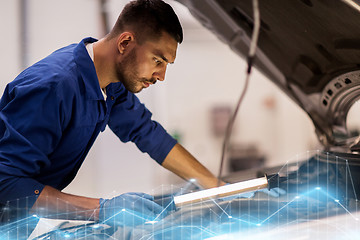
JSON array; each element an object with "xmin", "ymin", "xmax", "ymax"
[{"xmin": 153, "ymin": 66, "xmax": 167, "ymax": 81}]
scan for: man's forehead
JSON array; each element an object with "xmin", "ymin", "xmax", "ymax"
[{"xmin": 147, "ymin": 31, "xmax": 178, "ymax": 61}]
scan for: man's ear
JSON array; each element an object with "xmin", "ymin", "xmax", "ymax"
[{"xmin": 117, "ymin": 32, "xmax": 135, "ymax": 54}]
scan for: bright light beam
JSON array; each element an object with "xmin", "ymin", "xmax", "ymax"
[{"xmin": 174, "ymin": 177, "xmax": 268, "ymax": 207}]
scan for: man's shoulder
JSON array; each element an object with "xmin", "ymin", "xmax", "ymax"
[
  {"xmin": 9, "ymin": 39, "xmax": 96, "ymax": 100},
  {"xmin": 17, "ymin": 43, "xmax": 79, "ymax": 85},
  {"xmin": 38, "ymin": 43, "xmax": 78, "ymax": 75}
]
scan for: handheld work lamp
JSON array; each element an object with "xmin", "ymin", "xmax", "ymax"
[{"xmin": 173, "ymin": 174, "xmax": 286, "ymax": 208}]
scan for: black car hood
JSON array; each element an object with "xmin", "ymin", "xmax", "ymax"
[{"xmin": 175, "ymin": 0, "xmax": 360, "ymax": 152}]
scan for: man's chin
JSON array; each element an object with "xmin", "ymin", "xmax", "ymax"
[
  {"xmin": 122, "ymin": 84, "xmax": 142, "ymax": 94},
  {"xmin": 129, "ymin": 87, "xmax": 143, "ymax": 94},
  {"xmin": 122, "ymin": 81, "xmax": 146, "ymax": 93}
]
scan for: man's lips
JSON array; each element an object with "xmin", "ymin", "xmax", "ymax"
[{"xmin": 143, "ymin": 80, "xmax": 157, "ymax": 88}]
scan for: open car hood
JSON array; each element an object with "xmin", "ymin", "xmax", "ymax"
[{"xmin": 175, "ymin": 0, "xmax": 360, "ymax": 153}]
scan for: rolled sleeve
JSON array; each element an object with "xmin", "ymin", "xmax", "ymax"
[
  {"xmin": 0, "ymin": 175, "xmax": 44, "ymax": 209},
  {"xmin": 136, "ymin": 120, "xmax": 177, "ymax": 163}
]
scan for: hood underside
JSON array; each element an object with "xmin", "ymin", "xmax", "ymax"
[{"xmin": 176, "ymin": 0, "xmax": 360, "ymax": 153}]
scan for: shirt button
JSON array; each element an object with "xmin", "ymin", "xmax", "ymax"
[
  {"xmin": 34, "ymin": 190, "xmax": 40, "ymax": 194},
  {"xmin": 111, "ymin": 96, "xmax": 115, "ymax": 101}
]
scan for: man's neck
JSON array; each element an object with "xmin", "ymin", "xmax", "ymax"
[{"xmin": 93, "ymin": 38, "xmax": 118, "ymax": 89}]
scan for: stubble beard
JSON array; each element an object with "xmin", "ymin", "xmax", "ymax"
[{"xmin": 116, "ymin": 49, "xmax": 148, "ymax": 94}]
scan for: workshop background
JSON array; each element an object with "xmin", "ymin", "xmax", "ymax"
[{"xmin": 0, "ymin": 0, "xmax": 320, "ymax": 199}]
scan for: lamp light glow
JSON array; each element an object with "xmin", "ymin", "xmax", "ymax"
[{"xmin": 174, "ymin": 176, "xmax": 269, "ymax": 207}]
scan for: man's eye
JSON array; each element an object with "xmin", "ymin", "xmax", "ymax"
[{"xmin": 154, "ymin": 58, "xmax": 162, "ymax": 64}]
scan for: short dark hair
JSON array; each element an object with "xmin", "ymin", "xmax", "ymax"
[{"xmin": 107, "ymin": 0, "xmax": 183, "ymax": 44}]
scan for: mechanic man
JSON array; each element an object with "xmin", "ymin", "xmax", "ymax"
[{"xmin": 0, "ymin": 0, "xmax": 222, "ymax": 226}]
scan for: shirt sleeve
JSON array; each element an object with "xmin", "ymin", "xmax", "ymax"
[
  {"xmin": 0, "ymin": 78, "xmax": 64, "ymax": 211},
  {"xmin": 108, "ymin": 92, "xmax": 177, "ymax": 164}
]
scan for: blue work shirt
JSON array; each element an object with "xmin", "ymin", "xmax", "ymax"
[{"xmin": 0, "ymin": 38, "xmax": 177, "ymax": 210}]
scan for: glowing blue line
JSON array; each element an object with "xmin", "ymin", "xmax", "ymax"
[
  {"xmin": 276, "ymin": 161, "xmax": 289, "ymax": 174},
  {"xmin": 86, "ymin": 208, "xmax": 100, "ymax": 222},
  {"xmin": 153, "ymin": 199, "xmax": 175, "ymax": 221},
  {"xmin": 221, "ymin": 203, "xmax": 234, "ymax": 219},
  {"xmin": 208, "ymin": 207, "xmax": 222, "ymax": 218},
  {"xmin": 210, "ymin": 199, "xmax": 231, "ymax": 217},
  {"xmin": 259, "ymin": 197, "xmax": 299, "ymax": 225},
  {"xmin": 102, "ymin": 208, "xmax": 149, "ymax": 223},
  {"xmin": 334, "ymin": 199, "xmax": 359, "ymax": 220},
  {"xmin": 22, "ymin": 209, "xmax": 98, "ymax": 222},
  {"xmin": 0, "ymin": 215, "xmax": 40, "ymax": 237},
  {"xmin": 225, "ymin": 215, "xmax": 259, "ymax": 226},
  {"xmin": 232, "ymin": 213, "xmax": 262, "ymax": 223},
  {"xmin": 303, "ymin": 188, "xmax": 359, "ymax": 221},
  {"xmin": 167, "ymin": 186, "xmax": 355, "ymax": 230},
  {"xmin": 198, "ymin": 201, "xmax": 222, "ymax": 218},
  {"xmin": 0, "ymin": 215, "xmax": 35, "ymax": 226},
  {"xmin": 345, "ymin": 160, "xmax": 358, "ymax": 200}
]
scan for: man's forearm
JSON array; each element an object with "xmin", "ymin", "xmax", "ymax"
[
  {"xmin": 31, "ymin": 185, "xmax": 100, "ymax": 221},
  {"xmin": 162, "ymin": 143, "xmax": 225, "ymax": 189}
]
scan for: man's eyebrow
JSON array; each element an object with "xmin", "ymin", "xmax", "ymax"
[{"xmin": 154, "ymin": 50, "xmax": 174, "ymax": 64}]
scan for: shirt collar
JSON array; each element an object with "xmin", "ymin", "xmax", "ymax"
[{"xmin": 74, "ymin": 37, "xmax": 104, "ymax": 101}]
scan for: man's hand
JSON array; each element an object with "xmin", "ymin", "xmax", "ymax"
[{"xmin": 99, "ymin": 192, "xmax": 165, "ymax": 226}]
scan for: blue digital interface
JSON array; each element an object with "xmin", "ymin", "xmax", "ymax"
[{"xmin": 1, "ymin": 151, "xmax": 359, "ymax": 239}]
